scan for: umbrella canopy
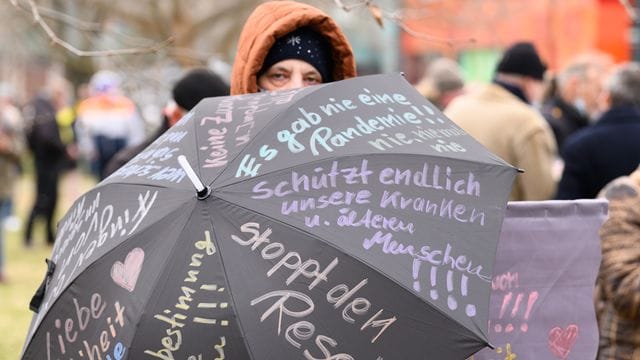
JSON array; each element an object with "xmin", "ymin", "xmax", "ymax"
[{"xmin": 22, "ymin": 73, "xmax": 517, "ymax": 359}]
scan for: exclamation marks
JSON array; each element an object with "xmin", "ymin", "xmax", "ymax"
[
  {"xmin": 412, "ymin": 259, "xmax": 421, "ymax": 292},
  {"xmin": 412, "ymin": 105, "xmax": 435, "ymax": 125},
  {"xmin": 193, "ymin": 284, "xmax": 229, "ymax": 327},
  {"xmin": 496, "ymin": 292, "xmax": 512, "ymax": 333},
  {"xmin": 446, "ymin": 271, "xmax": 476, "ymax": 317},
  {"xmin": 461, "ymin": 274, "xmax": 476, "ymax": 317},
  {"xmin": 506, "ymin": 293, "xmax": 524, "ymax": 332},
  {"xmin": 446, "ymin": 270, "xmax": 457, "ymax": 310},
  {"xmin": 499, "ymin": 293, "xmax": 512, "ymax": 318},
  {"xmin": 494, "ymin": 291, "xmax": 539, "ymax": 333},
  {"xmin": 429, "ymin": 266, "xmax": 438, "ymax": 300},
  {"xmin": 421, "ymin": 104, "xmax": 446, "ymax": 124},
  {"xmin": 411, "ymin": 105, "xmax": 446, "ymax": 124},
  {"xmin": 411, "ymin": 259, "xmax": 438, "ymax": 300},
  {"xmin": 520, "ymin": 291, "xmax": 539, "ymax": 332},
  {"xmin": 412, "ymin": 262, "xmax": 477, "ymax": 317},
  {"xmin": 411, "ymin": 259, "xmax": 439, "ymax": 300}
]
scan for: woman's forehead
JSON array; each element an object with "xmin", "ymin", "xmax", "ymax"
[{"xmin": 268, "ymin": 59, "xmax": 321, "ymax": 74}]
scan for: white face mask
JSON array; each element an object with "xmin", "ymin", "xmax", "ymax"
[{"xmin": 573, "ymin": 97, "xmax": 587, "ymax": 116}]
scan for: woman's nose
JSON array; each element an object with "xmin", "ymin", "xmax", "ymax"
[{"xmin": 282, "ymin": 74, "xmax": 305, "ymax": 90}]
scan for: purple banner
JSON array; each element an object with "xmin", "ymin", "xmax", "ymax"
[{"xmin": 472, "ymin": 200, "xmax": 606, "ymax": 360}]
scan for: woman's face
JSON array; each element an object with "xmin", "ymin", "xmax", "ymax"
[{"xmin": 258, "ymin": 59, "xmax": 322, "ymax": 91}]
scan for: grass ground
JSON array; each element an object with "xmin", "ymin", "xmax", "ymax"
[{"xmin": 0, "ymin": 170, "xmax": 95, "ymax": 360}]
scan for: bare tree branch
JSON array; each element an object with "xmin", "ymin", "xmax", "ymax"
[
  {"xmin": 12, "ymin": 0, "xmax": 173, "ymax": 57},
  {"xmin": 35, "ymin": 3, "xmax": 160, "ymax": 48},
  {"xmin": 330, "ymin": 0, "xmax": 474, "ymax": 47},
  {"xmin": 382, "ymin": 10, "xmax": 475, "ymax": 46},
  {"xmin": 167, "ymin": 46, "xmax": 214, "ymax": 64},
  {"xmin": 36, "ymin": 4, "xmax": 103, "ymax": 32}
]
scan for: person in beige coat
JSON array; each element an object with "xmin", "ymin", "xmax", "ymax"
[{"xmin": 445, "ymin": 42, "xmax": 558, "ymax": 201}]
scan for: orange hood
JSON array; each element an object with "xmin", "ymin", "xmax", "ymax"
[{"xmin": 230, "ymin": 1, "xmax": 356, "ymax": 95}]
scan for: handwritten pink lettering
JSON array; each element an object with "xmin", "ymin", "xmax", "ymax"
[{"xmin": 202, "ymin": 127, "xmax": 228, "ymax": 168}]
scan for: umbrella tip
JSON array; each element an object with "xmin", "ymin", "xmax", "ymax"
[
  {"xmin": 177, "ymin": 155, "xmax": 211, "ymax": 200},
  {"xmin": 197, "ymin": 186, "xmax": 212, "ymax": 200}
]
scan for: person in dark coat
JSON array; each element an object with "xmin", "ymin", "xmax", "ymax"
[
  {"xmin": 541, "ymin": 78, "xmax": 590, "ymax": 151},
  {"xmin": 23, "ymin": 89, "xmax": 68, "ymax": 246},
  {"xmin": 103, "ymin": 68, "xmax": 229, "ymax": 177},
  {"xmin": 541, "ymin": 53, "xmax": 611, "ymax": 150},
  {"xmin": 555, "ymin": 62, "xmax": 640, "ymax": 199}
]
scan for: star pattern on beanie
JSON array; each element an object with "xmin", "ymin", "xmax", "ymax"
[
  {"xmin": 287, "ymin": 36, "xmax": 301, "ymax": 46},
  {"xmin": 259, "ymin": 27, "xmax": 333, "ymax": 82}
]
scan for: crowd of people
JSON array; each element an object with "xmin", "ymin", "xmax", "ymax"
[{"xmin": 1, "ymin": 1, "xmax": 639, "ymax": 359}]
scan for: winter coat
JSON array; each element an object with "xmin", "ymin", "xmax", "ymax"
[
  {"xmin": 556, "ymin": 106, "xmax": 640, "ymax": 199},
  {"xmin": 541, "ymin": 95, "xmax": 590, "ymax": 151},
  {"xmin": 596, "ymin": 166, "xmax": 640, "ymax": 360},
  {"xmin": 230, "ymin": 0, "xmax": 356, "ymax": 95},
  {"xmin": 103, "ymin": 117, "xmax": 170, "ymax": 177},
  {"xmin": 444, "ymin": 82, "xmax": 558, "ymax": 201},
  {"xmin": 24, "ymin": 96, "xmax": 67, "ymax": 172}
]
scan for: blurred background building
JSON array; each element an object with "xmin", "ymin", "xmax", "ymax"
[
  {"xmin": 0, "ymin": 0, "xmax": 634, "ymax": 121},
  {"xmin": 401, "ymin": 0, "xmax": 631, "ymax": 83}
]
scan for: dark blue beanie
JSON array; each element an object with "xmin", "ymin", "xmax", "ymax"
[{"xmin": 260, "ymin": 27, "xmax": 333, "ymax": 82}]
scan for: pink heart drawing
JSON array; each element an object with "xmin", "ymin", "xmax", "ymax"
[
  {"xmin": 548, "ymin": 324, "xmax": 579, "ymax": 359},
  {"xmin": 111, "ymin": 248, "xmax": 145, "ymax": 292}
]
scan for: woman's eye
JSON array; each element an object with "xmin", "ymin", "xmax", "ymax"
[
  {"xmin": 270, "ymin": 73, "xmax": 288, "ymax": 81},
  {"xmin": 305, "ymin": 76, "xmax": 320, "ymax": 84}
]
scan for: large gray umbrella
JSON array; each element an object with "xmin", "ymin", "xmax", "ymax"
[{"xmin": 22, "ymin": 73, "xmax": 516, "ymax": 359}]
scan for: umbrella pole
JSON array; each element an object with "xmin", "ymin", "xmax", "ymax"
[{"xmin": 178, "ymin": 155, "xmax": 212, "ymax": 200}]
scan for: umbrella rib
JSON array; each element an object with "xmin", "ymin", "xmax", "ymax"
[
  {"xmin": 125, "ymin": 202, "xmax": 203, "ymax": 357},
  {"xmin": 206, "ymin": 212, "xmax": 260, "ymax": 360},
  {"xmin": 213, "ymin": 154, "xmax": 341, "ymax": 191},
  {"xmin": 210, "ymin": 196, "xmax": 489, "ymax": 344},
  {"xmin": 206, "ymin": 84, "xmax": 327, "ymax": 188},
  {"xmin": 93, "ymin": 180, "xmax": 178, "ymax": 191}
]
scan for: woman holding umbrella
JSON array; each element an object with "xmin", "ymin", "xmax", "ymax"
[{"xmin": 230, "ymin": 0, "xmax": 357, "ymax": 95}]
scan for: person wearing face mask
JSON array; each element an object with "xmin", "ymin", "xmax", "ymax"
[
  {"xmin": 444, "ymin": 42, "xmax": 558, "ymax": 201},
  {"xmin": 555, "ymin": 63, "xmax": 640, "ymax": 200},
  {"xmin": 230, "ymin": 0, "xmax": 356, "ymax": 95},
  {"xmin": 541, "ymin": 53, "xmax": 612, "ymax": 150}
]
